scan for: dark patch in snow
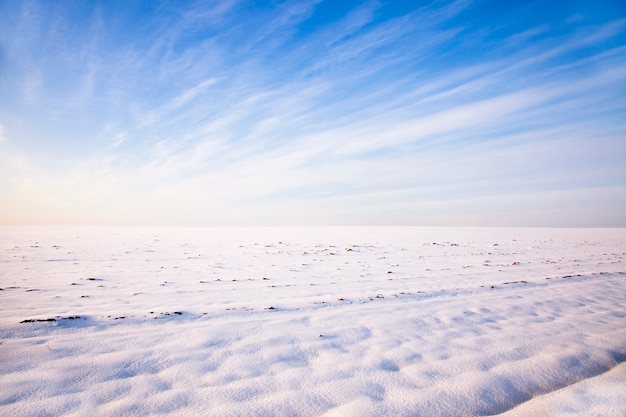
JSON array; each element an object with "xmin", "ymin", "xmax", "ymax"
[{"xmin": 20, "ymin": 315, "xmax": 83, "ymax": 324}]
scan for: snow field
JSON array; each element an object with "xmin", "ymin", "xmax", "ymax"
[{"xmin": 1, "ymin": 226, "xmax": 625, "ymax": 416}]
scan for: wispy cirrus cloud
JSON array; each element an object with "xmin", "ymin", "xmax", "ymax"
[{"xmin": 0, "ymin": 0, "xmax": 624, "ymax": 226}]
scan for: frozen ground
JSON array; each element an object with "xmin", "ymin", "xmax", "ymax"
[{"xmin": 0, "ymin": 226, "xmax": 624, "ymax": 416}]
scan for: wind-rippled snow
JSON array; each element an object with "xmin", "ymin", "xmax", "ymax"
[{"xmin": 1, "ymin": 226, "xmax": 625, "ymax": 416}]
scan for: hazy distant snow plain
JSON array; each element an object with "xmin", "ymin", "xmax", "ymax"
[{"xmin": 1, "ymin": 226, "xmax": 624, "ymax": 417}]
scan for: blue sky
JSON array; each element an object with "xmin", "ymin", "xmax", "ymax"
[{"xmin": 1, "ymin": 0, "xmax": 625, "ymax": 226}]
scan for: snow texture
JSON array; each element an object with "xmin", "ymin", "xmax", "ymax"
[{"xmin": 1, "ymin": 226, "xmax": 625, "ymax": 416}]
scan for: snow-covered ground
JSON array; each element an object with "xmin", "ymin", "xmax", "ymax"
[{"xmin": 1, "ymin": 226, "xmax": 624, "ymax": 416}]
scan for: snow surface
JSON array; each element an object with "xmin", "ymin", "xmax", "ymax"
[{"xmin": 1, "ymin": 226, "xmax": 625, "ymax": 416}]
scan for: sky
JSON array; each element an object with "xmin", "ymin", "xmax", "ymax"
[{"xmin": 0, "ymin": 0, "xmax": 625, "ymax": 227}]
